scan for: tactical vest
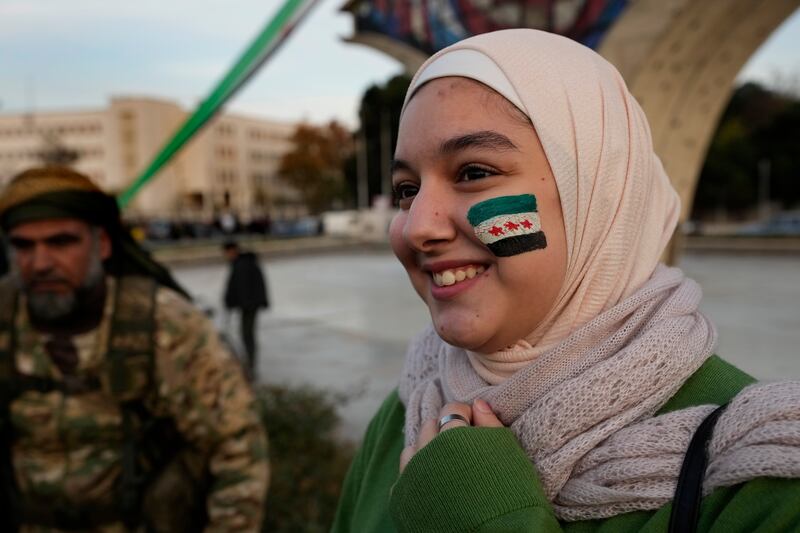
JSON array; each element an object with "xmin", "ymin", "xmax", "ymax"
[{"xmin": 0, "ymin": 276, "xmax": 206, "ymax": 531}]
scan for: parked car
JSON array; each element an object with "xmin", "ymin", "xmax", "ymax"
[
  {"xmin": 145, "ymin": 219, "xmax": 173, "ymax": 241},
  {"xmin": 270, "ymin": 217, "xmax": 320, "ymax": 237},
  {"xmin": 736, "ymin": 211, "xmax": 800, "ymax": 236}
]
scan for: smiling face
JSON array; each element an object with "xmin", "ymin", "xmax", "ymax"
[{"xmin": 390, "ymin": 78, "xmax": 567, "ymax": 353}]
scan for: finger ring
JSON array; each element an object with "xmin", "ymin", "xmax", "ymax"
[{"xmin": 438, "ymin": 413, "xmax": 470, "ymax": 431}]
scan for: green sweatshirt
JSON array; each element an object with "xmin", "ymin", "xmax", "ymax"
[{"xmin": 331, "ymin": 356, "xmax": 800, "ymax": 532}]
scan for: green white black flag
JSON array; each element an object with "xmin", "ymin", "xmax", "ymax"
[{"xmin": 467, "ymin": 194, "xmax": 547, "ymax": 257}]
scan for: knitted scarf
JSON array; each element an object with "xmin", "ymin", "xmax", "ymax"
[{"xmin": 399, "ymin": 265, "xmax": 800, "ymax": 520}]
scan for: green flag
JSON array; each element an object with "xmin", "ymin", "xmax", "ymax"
[
  {"xmin": 467, "ymin": 194, "xmax": 547, "ymax": 257},
  {"xmin": 118, "ymin": 0, "xmax": 318, "ymax": 208}
]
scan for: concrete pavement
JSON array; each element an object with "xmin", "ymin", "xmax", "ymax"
[{"xmin": 172, "ymin": 249, "xmax": 800, "ymax": 441}]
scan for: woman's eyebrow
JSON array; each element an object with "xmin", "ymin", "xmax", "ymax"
[
  {"xmin": 440, "ymin": 131, "xmax": 519, "ymax": 154},
  {"xmin": 390, "ymin": 131, "xmax": 518, "ymax": 175},
  {"xmin": 390, "ymin": 159, "xmax": 414, "ymax": 175}
]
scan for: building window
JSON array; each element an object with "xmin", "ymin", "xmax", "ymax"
[{"xmin": 216, "ymin": 123, "xmax": 235, "ymax": 137}]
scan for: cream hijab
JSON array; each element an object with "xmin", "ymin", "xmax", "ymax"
[{"xmin": 402, "ymin": 29, "xmax": 681, "ymax": 383}]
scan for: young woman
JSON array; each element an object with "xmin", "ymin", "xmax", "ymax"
[{"xmin": 332, "ymin": 29, "xmax": 800, "ymax": 532}]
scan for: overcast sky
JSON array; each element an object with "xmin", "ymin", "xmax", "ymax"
[{"xmin": 1, "ymin": 0, "xmax": 798, "ymax": 127}]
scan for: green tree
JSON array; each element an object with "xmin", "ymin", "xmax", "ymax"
[
  {"xmin": 754, "ymin": 100, "xmax": 800, "ymax": 209},
  {"xmin": 694, "ymin": 82, "xmax": 800, "ymax": 218},
  {"xmin": 278, "ymin": 122, "xmax": 354, "ymax": 214},
  {"xmin": 346, "ymin": 74, "xmax": 412, "ymax": 205},
  {"xmin": 694, "ymin": 118, "xmax": 756, "ymax": 215}
]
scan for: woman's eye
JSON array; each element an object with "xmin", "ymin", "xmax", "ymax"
[
  {"xmin": 458, "ymin": 165, "xmax": 497, "ymax": 182},
  {"xmin": 392, "ymin": 182, "xmax": 419, "ymax": 204}
]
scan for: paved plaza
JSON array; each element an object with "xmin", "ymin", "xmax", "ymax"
[{"xmin": 173, "ymin": 249, "xmax": 800, "ymax": 441}]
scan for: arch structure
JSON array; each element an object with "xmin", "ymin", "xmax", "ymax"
[
  {"xmin": 598, "ymin": 0, "xmax": 799, "ymax": 259},
  {"xmin": 342, "ymin": 0, "xmax": 799, "ymax": 258},
  {"xmin": 340, "ymin": 0, "xmax": 629, "ymax": 72}
]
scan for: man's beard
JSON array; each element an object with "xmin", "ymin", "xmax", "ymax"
[{"xmin": 12, "ymin": 242, "xmax": 106, "ymax": 324}]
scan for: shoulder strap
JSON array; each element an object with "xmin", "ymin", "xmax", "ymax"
[
  {"xmin": 668, "ymin": 403, "xmax": 728, "ymax": 533},
  {"xmin": 104, "ymin": 276, "xmax": 158, "ymax": 402},
  {"xmin": 0, "ymin": 277, "xmax": 20, "ymax": 531},
  {"xmin": 104, "ymin": 276, "xmax": 160, "ymax": 528},
  {"xmin": 0, "ymin": 277, "xmax": 19, "ymax": 389}
]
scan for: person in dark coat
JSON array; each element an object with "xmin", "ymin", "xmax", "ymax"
[{"xmin": 223, "ymin": 240, "xmax": 269, "ymax": 377}]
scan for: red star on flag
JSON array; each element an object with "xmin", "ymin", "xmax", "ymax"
[
  {"xmin": 504, "ymin": 221, "xmax": 519, "ymax": 231},
  {"xmin": 489, "ymin": 226, "xmax": 505, "ymax": 236},
  {"xmin": 520, "ymin": 219, "xmax": 533, "ymax": 229}
]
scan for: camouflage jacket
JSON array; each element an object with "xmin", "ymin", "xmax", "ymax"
[{"xmin": 5, "ymin": 277, "xmax": 269, "ymax": 532}]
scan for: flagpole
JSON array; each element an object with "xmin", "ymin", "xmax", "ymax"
[{"xmin": 118, "ymin": 0, "xmax": 319, "ymax": 208}]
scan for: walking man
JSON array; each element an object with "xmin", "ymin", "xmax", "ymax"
[{"xmin": 223, "ymin": 240, "xmax": 269, "ymax": 378}]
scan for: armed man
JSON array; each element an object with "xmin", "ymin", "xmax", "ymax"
[{"xmin": 0, "ymin": 166, "xmax": 269, "ymax": 532}]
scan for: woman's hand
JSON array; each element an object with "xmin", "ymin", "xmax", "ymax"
[{"xmin": 399, "ymin": 399, "xmax": 504, "ymax": 473}]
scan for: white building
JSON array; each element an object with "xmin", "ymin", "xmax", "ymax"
[{"xmin": 0, "ymin": 97, "xmax": 305, "ymax": 222}]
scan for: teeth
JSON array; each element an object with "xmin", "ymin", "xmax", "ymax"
[
  {"xmin": 442, "ymin": 271, "xmax": 456, "ymax": 286},
  {"xmin": 432, "ymin": 265, "xmax": 485, "ymax": 287}
]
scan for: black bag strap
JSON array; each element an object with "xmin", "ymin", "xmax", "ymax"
[
  {"xmin": 0, "ymin": 277, "xmax": 20, "ymax": 531},
  {"xmin": 0, "ymin": 277, "xmax": 18, "ymax": 389},
  {"xmin": 668, "ymin": 403, "xmax": 728, "ymax": 533}
]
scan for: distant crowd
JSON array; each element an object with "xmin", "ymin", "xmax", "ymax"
[{"xmin": 125, "ymin": 213, "xmax": 323, "ymax": 242}]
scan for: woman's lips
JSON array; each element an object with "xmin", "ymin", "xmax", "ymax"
[{"xmin": 425, "ymin": 262, "xmax": 488, "ymax": 300}]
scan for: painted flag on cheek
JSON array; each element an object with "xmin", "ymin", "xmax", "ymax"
[{"xmin": 467, "ymin": 194, "xmax": 547, "ymax": 257}]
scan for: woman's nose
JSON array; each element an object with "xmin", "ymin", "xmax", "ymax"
[{"xmin": 402, "ymin": 184, "xmax": 458, "ymax": 253}]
